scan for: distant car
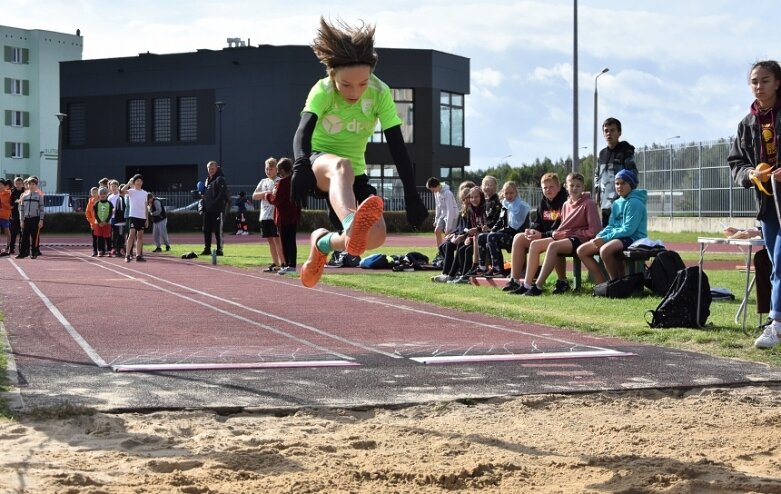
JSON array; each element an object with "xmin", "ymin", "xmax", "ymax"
[
  {"xmin": 43, "ymin": 193, "xmax": 81, "ymax": 212},
  {"xmin": 172, "ymin": 196, "xmax": 255, "ymax": 213},
  {"xmin": 172, "ymin": 201, "xmax": 199, "ymax": 212}
]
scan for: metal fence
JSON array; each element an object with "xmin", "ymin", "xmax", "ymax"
[
  {"xmin": 48, "ymin": 140, "xmax": 756, "ymax": 218},
  {"xmin": 635, "ymin": 139, "xmax": 755, "ymax": 218}
]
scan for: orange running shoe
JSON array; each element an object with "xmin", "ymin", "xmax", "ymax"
[
  {"xmin": 345, "ymin": 195, "xmax": 384, "ymax": 256},
  {"xmin": 301, "ymin": 228, "xmax": 330, "ymax": 288}
]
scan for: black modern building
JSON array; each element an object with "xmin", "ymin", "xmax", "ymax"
[{"xmin": 58, "ymin": 43, "xmax": 470, "ymax": 196}]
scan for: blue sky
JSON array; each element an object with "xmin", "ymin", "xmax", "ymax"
[{"xmin": 7, "ymin": 0, "xmax": 777, "ymax": 170}]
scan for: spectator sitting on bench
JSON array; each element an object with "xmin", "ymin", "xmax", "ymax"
[
  {"xmin": 504, "ymin": 172, "xmax": 568, "ymax": 294},
  {"xmin": 431, "ymin": 183, "xmax": 477, "ymax": 283},
  {"xmin": 576, "ymin": 168, "xmax": 647, "ymax": 284},
  {"xmin": 473, "ymin": 181, "xmax": 530, "ymax": 277},
  {"xmin": 523, "ymin": 172, "xmax": 602, "ymax": 296}
]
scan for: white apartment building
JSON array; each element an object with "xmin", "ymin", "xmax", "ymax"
[{"xmin": 1, "ymin": 25, "xmax": 82, "ymax": 191}]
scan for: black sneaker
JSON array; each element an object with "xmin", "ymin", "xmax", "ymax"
[
  {"xmin": 510, "ymin": 284, "xmax": 529, "ymax": 295},
  {"xmin": 165, "ymin": 245, "xmax": 171, "ymax": 252},
  {"xmin": 523, "ymin": 285, "xmax": 543, "ymax": 296},
  {"xmin": 216, "ymin": 249, "xmax": 224, "ymax": 256},
  {"xmin": 0, "ymin": 251, "xmax": 9, "ymax": 257},
  {"xmin": 200, "ymin": 248, "xmax": 211, "ymax": 256},
  {"xmin": 263, "ymin": 264, "xmax": 278, "ymax": 273},
  {"xmin": 92, "ymin": 252, "xmax": 98, "ymax": 257},
  {"xmin": 486, "ymin": 267, "xmax": 504, "ymax": 278},
  {"xmin": 125, "ymin": 255, "xmax": 132, "ymax": 262},
  {"xmin": 552, "ymin": 279, "xmax": 571, "ymax": 294},
  {"xmin": 135, "ymin": 256, "xmax": 146, "ymax": 262},
  {"xmin": 152, "ymin": 247, "xmax": 162, "ymax": 253},
  {"xmin": 502, "ymin": 279, "xmax": 520, "ymax": 292}
]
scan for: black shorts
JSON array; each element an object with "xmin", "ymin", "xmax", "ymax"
[
  {"xmin": 260, "ymin": 219, "xmax": 278, "ymax": 238},
  {"xmin": 128, "ymin": 217, "xmax": 146, "ymax": 230},
  {"xmin": 567, "ymin": 237, "xmax": 583, "ymax": 251},
  {"xmin": 315, "ymin": 172, "xmax": 377, "ymax": 231}
]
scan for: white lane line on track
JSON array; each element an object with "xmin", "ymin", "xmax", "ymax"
[
  {"xmin": 55, "ymin": 249, "xmax": 404, "ymax": 362},
  {"xmin": 189, "ymin": 262, "xmax": 621, "ymax": 354},
  {"xmin": 10, "ymin": 259, "xmax": 109, "ymax": 368},
  {"xmin": 411, "ymin": 350, "xmax": 637, "ymax": 365},
  {"xmin": 113, "ymin": 360, "xmax": 361, "ymax": 372}
]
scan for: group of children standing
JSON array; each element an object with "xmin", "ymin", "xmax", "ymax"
[
  {"xmin": 0, "ymin": 176, "xmax": 44, "ymax": 259},
  {"xmin": 83, "ymin": 175, "xmax": 169, "ymax": 262}
]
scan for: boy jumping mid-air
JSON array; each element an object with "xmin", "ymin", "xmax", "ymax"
[{"xmin": 290, "ymin": 17, "xmax": 428, "ymax": 288}]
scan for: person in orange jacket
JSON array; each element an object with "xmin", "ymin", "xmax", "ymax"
[{"xmin": 85, "ymin": 187, "xmax": 99, "ymax": 256}]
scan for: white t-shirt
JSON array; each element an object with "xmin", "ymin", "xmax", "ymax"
[
  {"xmin": 255, "ymin": 177, "xmax": 278, "ymax": 221},
  {"xmin": 108, "ymin": 192, "xmax": 120, "ymax": 217},
  {"xmin": 125, "ymin": 188, "xmax": 148, "ymax": 219}
]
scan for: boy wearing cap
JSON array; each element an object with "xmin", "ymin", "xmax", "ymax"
[
  {"xmin": 93, "ymin": 186, "xmax": 114, "ymax": 257},
  {"xmin": 577, "ymin": 168, "xmax": 647, "ymax": 284},
  {"xmin": 594, "ymin": 117, "xmax": 637, "ymax": 227}
]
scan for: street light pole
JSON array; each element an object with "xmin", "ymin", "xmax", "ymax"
[
  {"xmin": 665, "ymin": 135, "xmax": 680, "ymax": 219},
  {"xmin": 593, "ymin": 68, "xmax": 609, "ymax": 178},
  {"xmin": 55, "ymin": 113, "xmax": 67, "ymax": 193},
  {"xmin": 214, "ymin": 101, "xmax": 225, "ymax": 166},
  {"xmin": 572, "ymin": 0, "xmax": 579, "ymax": 173}
]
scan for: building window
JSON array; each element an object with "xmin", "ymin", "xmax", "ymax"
[
  {"xmin": 440, "ymin": 91, "xmax": 464, "ymax": 147},
  {"xmin": 366, "ymin": 164, "xmax": 405, "ymax": 205},
  {"xmin": 127, "ymin": 99, "xmax": 146, "ymax": 143},
  {"xmin": 178, "ymin": 96, "xmax": 198, "ymax": 142},
  {"xmin": 5, "ymin": 110, "xmax": 27, "ymax": 127},
  {"xmin": 67, "ymin": 103, "xmax": 86, "ymax": 146},
  {"xmin": 6, "ymin": 142, "xmax": 27, "ymax": 159},
  {"xmin": 370, "ymin": 88, "xmax": 414, "ymax": 143},
  {"xmin": 3, "ymin": 46, "xmax": 28, "ymax": 64},
  {"xmin": 153, "ymin": 98, "xmax": 172, "ymax": 142}
]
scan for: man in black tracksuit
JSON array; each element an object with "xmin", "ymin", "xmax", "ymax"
[
  {"xmin": 199, "ymin": 160, "xmax": 229, "ymax": 256},
  {"xmin": 594, "ymin": 117, "xmax": 637, "ymax": 227}
]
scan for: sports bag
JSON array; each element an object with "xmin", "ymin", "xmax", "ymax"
[
  {"xmin": 592, "ymin": 272, "xmax": 645, "ymax": 298},
  {"xmin": 646, "ymin": 266, "xmax": 711, "ymax": 328},
  {"xmin": 644, "ymin": 250, "xmax": 686, "ymax": 297},
  {"xmin": 359, "ymin": 253, "xmax": 391, "ymax": 269}
]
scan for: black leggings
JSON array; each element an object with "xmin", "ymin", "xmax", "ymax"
[{"xmin": 279, "ymin": 223, "xmax": 297, "ymax": 268}]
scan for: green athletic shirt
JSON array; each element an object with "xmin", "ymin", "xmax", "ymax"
[{"xmin": 303, "ymin": 74, "xmax": 402, "ymax": 175}]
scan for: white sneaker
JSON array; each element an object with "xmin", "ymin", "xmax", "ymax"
[
  {"xmin": 241, "ymin": 231, "xmax": 249, "ymax": 236},
  {"xmin": 431, "ymin": 274, "xmax": 449, "ymax": 283},
  {"xmin": 754, "ymin": 324, "xmax": 781, "ymax": 348},
  {"xmin": 278, "ymin": 266, "xmax": 296, "ymax": 275}
]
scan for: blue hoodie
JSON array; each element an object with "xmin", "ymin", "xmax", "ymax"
[
  {"xmin": 597, "ymin": 188, "xmax": 647, "ymax": 242},
  {"xmin": 501, "ymin": 195, "xmax": 531, "ymax": 232}
]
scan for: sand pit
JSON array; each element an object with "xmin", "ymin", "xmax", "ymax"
[{"xmin": 2, "ymin": 385, "xmax": 781, "ymax": 493}]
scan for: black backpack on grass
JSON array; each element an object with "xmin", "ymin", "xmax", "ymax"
[
  {"xmin": 645, "ymin": 266, "xmax": 711, "ymax": 328},
  {"xmin": 645, "ymin": 250, "xmax": 686, "ymax": 297}
]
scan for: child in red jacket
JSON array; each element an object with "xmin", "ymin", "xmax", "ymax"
[{"xmin": 268, "ymin": 158, "xmax": 301, "ymax": 275}]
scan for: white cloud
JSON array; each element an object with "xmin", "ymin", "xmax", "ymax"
[{"xmin": 472, "ymin": 68, "xmax": 503, "ymax": 88}]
